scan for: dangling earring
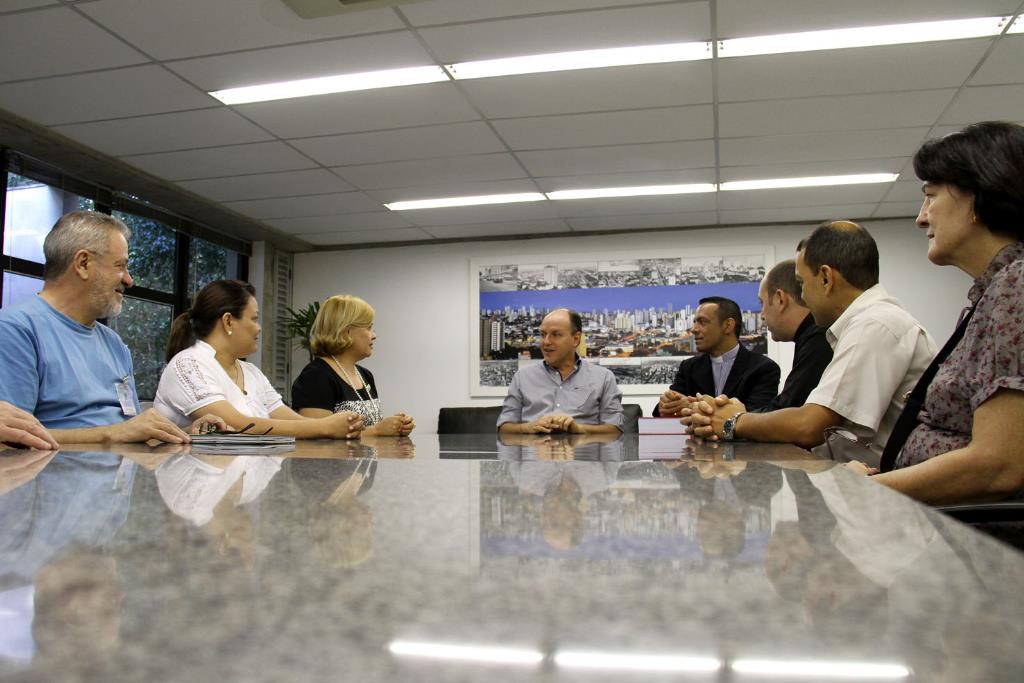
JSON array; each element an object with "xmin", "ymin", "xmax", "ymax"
[{"xmin": 227, "ymin": 330, "xmax": 233, "ymax": 336}]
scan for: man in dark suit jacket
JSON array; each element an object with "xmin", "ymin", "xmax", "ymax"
[{"xmin": 656, "ymin": 296, "xmax": 780, "ymax": 415}]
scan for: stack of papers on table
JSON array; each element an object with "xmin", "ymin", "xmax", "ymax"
[
  {"xmin": 189, "ymin": 433, "xmax": 296, "ymax": 455},
  {"xmin": 637, "ymin": 417, "xmax": 687, "ymax": 435}
]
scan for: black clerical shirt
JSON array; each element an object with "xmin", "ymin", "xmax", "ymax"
[{"xmin": 752, "ymin": 313, "xmax": 833, "ymax": 413}]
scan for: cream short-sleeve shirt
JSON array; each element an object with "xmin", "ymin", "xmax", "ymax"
[
  {"xmin": 154, "ymin": 340, "xmax": 284, "ymax": 427},
  {"xmin": 805, "ymin": 285, "xmax": 937, "ymax": 458}
]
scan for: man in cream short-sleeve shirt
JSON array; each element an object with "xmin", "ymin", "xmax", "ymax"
[{"xmin": 686, "ymin": 220, "xmax": 937, "ymax": 461}]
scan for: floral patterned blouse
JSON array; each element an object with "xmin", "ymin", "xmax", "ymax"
[{"xmin": 897, "ymin": 241, "xmax": 1024, "ymax": 468}]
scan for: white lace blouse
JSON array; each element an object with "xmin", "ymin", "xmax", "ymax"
[{"xmin": 154, "ymin": 340, "xmax": 284, "ymax": 427}]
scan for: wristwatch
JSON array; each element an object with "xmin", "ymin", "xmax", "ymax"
[{"xmin": 722, "ymin": 412, "xmax": 745, "ymax": 441}]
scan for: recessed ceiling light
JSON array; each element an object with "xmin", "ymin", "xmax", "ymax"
[
  {"xmin": 208, "ymin": 65, "xmax": 449, "ymax": 105},
  {"xmin": 384, "ymin": 193, "xmax": 547, "ymax": 210},
  {"xmin": 388, "ymin": 641, "xmax": 542, "ymax": 665},
  {"xmin": 445, "ymin": 42, "xmax": 711, "ymax": 80},
  {"xmin": 719, "ymin": 16, "xmax": 1010, "ymax": 58},
  {"xmin": 1009, "ymin": 15, "xmax": 1024, "ymax": 33},
  {"xmin": 732, "ymin": 659, "xmax": 910, "ymax": 678},
  {"xmin": 720, "ymin": 173, "xmax": 898, "ymax": 191},
  {"xmin": 547, "ymin": 184, "xmax": 717, "ymax": 200}
]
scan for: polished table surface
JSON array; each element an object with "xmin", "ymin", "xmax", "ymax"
[{"xmin": 1, "ymin": 434, "xmax": 1022, "ymax": 682}]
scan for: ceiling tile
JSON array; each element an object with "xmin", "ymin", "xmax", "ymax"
[
  {"xmin": 873, "ymin": 202, "xmax": 929, "ymax": 218},
  {"xmin": 720, "ymin": 158, "xmax": 907, "ymax": 180},
  {"xmin": 80, "ymin": 0, "xmax": 403, "ymax": 60},
  {"xmin": 567, "ymin": 211, "xmax": 719, "ymax": 232},
  {"xmin": 0, "ymin": 65, "xmax": 214, "ymax": 125},
  {"xmin": 177, "ymin": 169, "xmax": 353, "ymax": 202},
  {"xmin": 719, "ymin": 204, "xmax": 881, "ymax": 226},
  {"xmin": 236, "ymin": 83, "xmax": 479, "ymax": 139},
  {"xmin": 334, "ymin": 153, "xmax": 526, "ymax": 191},
  {"xmin": 422, "ymin": 219, "xmax": 572, "ymax": 240},
  {"xmin": 0, "ymin": 1, "xmax": 59, "ymax": 11},
  {"xmin": 299, "ymin": 227, "xmax": 435, "ymax": 245},
  {"xmin": 719, "ymin": 128, "xmax": 930, "ymax": 167},
  {"xmin": 401, "ymin": 0, "xmax": 668, "ymax": 26},
  {"xmin": 881, "ymin": 181, "xmax": 925, "ymax": 203},
  {"xmin": 120, "ymin": 141, "xmax": 315, "ymax": 181},
  {"xmin": 223, "ymin": 192, "xmax": 382, "ymax": 219},
  {"xmin": 0, "ymin": 6, "xmax": 145, "ymax": 82},
  {"xmin": 718, "ymin": 185, "xmax": 890, "ymax": 210},
  {"xmin": 166, "ymin": 32, "xmax": 431, "ymax": 92},
  {"xmin": 970, "ymin": 35, "xmax": 1024, "ymax": 85},
  {"xmin": 536, "ymin": 169, "xmax": 717, "ymax": 192},
  {"xmin": 493, "ymin": 105, "xmax": 714, "ymax": 150},
  {"xmin": 52, "ymin": 108, "xmax": 272, "ymax": 156},
  {"xmin": 398, "ymin": 202, "xmax": 560, "ymax": 227},
  {"xmin": 719, "ymin": 90, "xmax": 956, "ymax": 138},
  {"xmin": 718, "ymin": 40, "xmax": 991, "ymax": 102},
  {"xmin": 267, "ymin": 212, "xmax": 412, "ymax": 234},
  {"xmin": 289, "ymin": 122, "xmax": 506, "ymax": 166},
  {"xmin": 717, "ymin": 0, "xmax": 1018, "ymax": 37},
  {"xmin": 418, "ymin": 3, "xmax": 710, "ymax": 62},
  {"xmin": 460, "ymin": 62, "xmax": 712, "ymax": 118},
  {"xmin": 364, "ymin": 178, "xmax": 540, "ymax": 204},
  {"xmin": 553, "ymin": 193, "xmax": 719, "ymax": 218},
  {"xmin": 517, "ymin": 140, "xmax": 716, "ymax": 177},
  {"xmin": 939, "ymin": 84, "xmax": 1024, "ymax": 124}
]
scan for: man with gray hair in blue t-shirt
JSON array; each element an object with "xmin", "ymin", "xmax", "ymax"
[{"xmin": 0, "ymin": 210, "xmax": 222, "ymax": 445}]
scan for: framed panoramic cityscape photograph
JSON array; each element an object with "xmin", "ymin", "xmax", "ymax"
[{"xmin": 470, "ymin": 245, "xmax": 777, "ymax": 396}]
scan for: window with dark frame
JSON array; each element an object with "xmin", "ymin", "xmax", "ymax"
[{"xmin": 1, "ymin": 151, "xmax": 250, "ymax": 401}]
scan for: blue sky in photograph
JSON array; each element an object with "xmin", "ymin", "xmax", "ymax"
[{"xmin": 480, "ymin": 282, "xmax": 761, "ymax": 313}]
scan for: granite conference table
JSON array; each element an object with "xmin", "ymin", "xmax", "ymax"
[{"xmin": 1, "ymin": 434, "xmax": 1022, "ymax": 682}]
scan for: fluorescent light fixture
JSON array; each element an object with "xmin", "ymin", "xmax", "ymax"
[
  {"xmin": 1009, "ymin": 15, "xmax": 1024, "ymax": 33},
  {"xmin": 732, "ymin": 659, "xmax": 910, "ymax": 679},
  {"xmin": 719, "ymin": 16, "xmax": 1011, "ymax": 58},
  {"xmin": 445, "ymin": 41, "xmax": 710, "ymax": 80},
  {"xmin": 384, "ymin": 193, "xmax": 546, "ymax": 211},
  {"xmin": 720, "ymin": 173, "xmax": 898, "ymax": 192},
  {"xmin": 388, "ymin": 640, "xmax": 543, "ymax": 665},
  {"xmin": 555, "ymin": 651, "xmax": 722, "ymax": 672},
  {"xmin": 547, "ymin": 184, "xmax": 717, "ymax": 200},
  {"xmin": 208, "ymin": 65, "xmax": 448, "ymax": 105}
]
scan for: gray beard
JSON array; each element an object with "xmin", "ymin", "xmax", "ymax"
[{"xmin": 90, "ymin": 288, "xmax": 124, "ymax": 319}]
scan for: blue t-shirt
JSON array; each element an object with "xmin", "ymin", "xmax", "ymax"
[{"xmin": 0, "ymin": 295, "xmax": 139, "ymax": 429}]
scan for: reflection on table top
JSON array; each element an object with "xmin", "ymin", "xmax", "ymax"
[{"xmin": 1, "ymin": 434, "xmax": 1022, "ymax": 682}]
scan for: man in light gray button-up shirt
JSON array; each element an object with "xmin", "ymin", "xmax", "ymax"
[{"xmin": 497, "ymin": 309, "xmax": 624, "ymax": 435}]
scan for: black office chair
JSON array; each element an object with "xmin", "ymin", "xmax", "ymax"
[
  {"xmin": 437, "ymin": 406, "xmax": 503, "ymax": 434},
  {"xmin": 621, "ymin": 403, "xmax": 643, "ymax": 433},
  {"xmin": 934, "ymin": 502, "xmax": 1024, "ymax": 551},
  {"xmin": 437, "ymin": 404, "xmax": 642, "ymax": 434}
]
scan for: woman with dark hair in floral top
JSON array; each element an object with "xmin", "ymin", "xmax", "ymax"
[{"xmin": 850, "ymin": 121, "xmax": 1024, "ymax": 503}]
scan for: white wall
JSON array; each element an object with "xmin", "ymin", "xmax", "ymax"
[{"xmin": 292, "ymin": 219, "xmax": 970, "ymax": 431}]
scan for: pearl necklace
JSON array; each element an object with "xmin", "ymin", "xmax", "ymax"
[{"xmin": 329, "ymin": 355, "xmax": 382, "ymax": 425}]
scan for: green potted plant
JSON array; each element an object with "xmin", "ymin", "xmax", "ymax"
[{"xmin": 284, "ymin": 300, "xmax": 321, "ymax": 361}]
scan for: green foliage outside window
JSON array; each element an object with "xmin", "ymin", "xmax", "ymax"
[{"xmin": 107, "ymin": 297, "xmax": 173, "ymax": 400}]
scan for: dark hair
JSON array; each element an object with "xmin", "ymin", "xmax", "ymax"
[
  {"xmin": 764, "ymin": 259, "xmax": 805, "ymax": 306},
  {"xmin": 797, "ymin": 220, "xmax": 879, "ymax": 290},
  {"xmin": 913, "ymin": 121, "xmax": 1024, "ymax": 240},
  {"xmin": 167, "ymin": 280, "xmax": 256, "ymax": 361},
  {"xmin": 698, "ymin": 296, "xmax": 744, "ymax": 336},
  {"xmin": 567, "ymin": 309, "xmax": 583, "ymax": 335}
]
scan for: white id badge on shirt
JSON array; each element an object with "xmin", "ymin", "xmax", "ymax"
[{"xmin": 116, "ymin": 380, "xmax": 138, "ymax": 416}]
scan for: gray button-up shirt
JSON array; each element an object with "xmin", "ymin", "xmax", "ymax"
[{"xmin": 497, "ymin": 356, "xmax": 624, "ymax": 430}]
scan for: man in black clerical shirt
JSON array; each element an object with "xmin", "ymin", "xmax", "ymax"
[
  {"xmin": 655, "ymin": 296, "xmax": 780, "ymax": 416},
  {"xmin": 750, "ymin": 259, "xmax": 833, "ymax": 412}
]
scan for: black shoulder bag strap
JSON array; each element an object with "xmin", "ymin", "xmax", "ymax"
[{"xmin": 879, "ymin": 305, "xmax": 976, "ymax": 473}]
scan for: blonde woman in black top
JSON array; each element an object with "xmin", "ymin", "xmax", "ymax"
[{"xmin": 291, "ymin": 295, "xmax": 415, "ymax": 437}]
